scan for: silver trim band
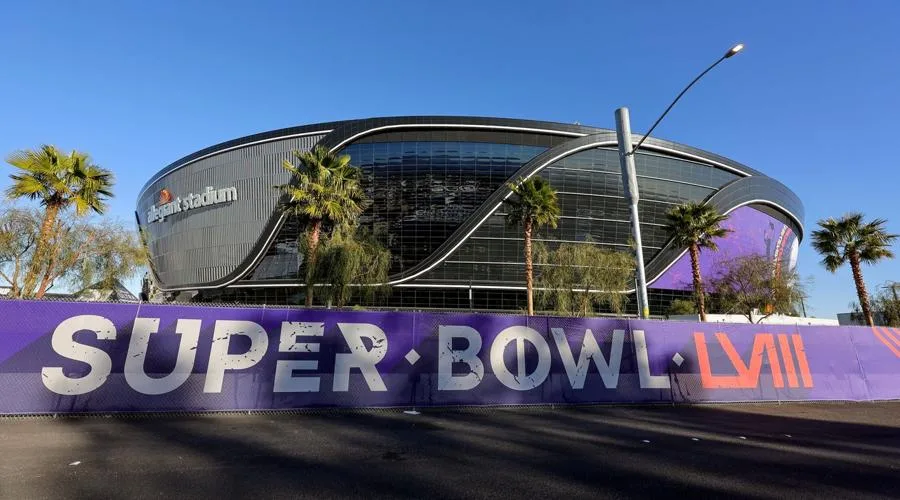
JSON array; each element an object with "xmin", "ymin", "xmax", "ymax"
[
  {"xmin": 138, "ymin": 130, "xmax": 332, "ymax": 200},
  {"xmin": 151, "ymin": 123, "xmax": 781, "ymax": 293},
  {"xmin": 645, "ymin": 199, "xmax": 804, "ymax": 287}
]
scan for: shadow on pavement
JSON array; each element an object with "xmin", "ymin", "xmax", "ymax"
[{"xmin": 2, "ymin": 403, "xmax": 900, "ymax": 499}]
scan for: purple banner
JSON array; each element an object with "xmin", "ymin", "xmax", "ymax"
[{"xmin": 0, "ymin": 300, "xmax": 898, "ymax": 414}]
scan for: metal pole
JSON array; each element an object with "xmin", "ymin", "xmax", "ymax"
[{"xmin": 615, "ymin": 107, "xmax": 650, "ymax": 319}]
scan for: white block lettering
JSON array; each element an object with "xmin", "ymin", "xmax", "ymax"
[
  {"xmin": 490, "ymin": 326, "xmax": 551, "ymax": 391},
  {"xmin": 438, "ymin": 325, "xmax": 485, "ymax": 391},
  {"xmin": 633, "ymin": 330, "xmax": 671, "ymax": 389},
  {"xmin": 125, "ymin": 318, "xmax": 201, "ymax": 395},
  {"xmin": 333, "ymin": 323, "xmax": 387, "ymax": 392},
  {"xmin": 274, "ymin": 322, "xmax": 324, "ymax": 392},
  {"xmin": 551, "ymin": 328, "xmax": 624, "ymax": 389},
  {"xmin": 41, "ymin": 315, "xmax": 116, "ymax": 395},
  {"xmin": 274, "ymin": 360, "xmax": 320, "ymax": 392},
  {"xmin": 203, "ymin": 320, "xmax": 269, "ymax": 393}
]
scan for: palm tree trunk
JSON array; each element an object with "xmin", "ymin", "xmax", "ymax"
[
  {"xmin": 10, "ymin": 255, "xmax": 21, "ymax": 298},
  {"xmin": 35, "ymin": 232, "xmax": 92, "ymax": 299},
  {"xmin": 689, "ymin": 244, "xmax": 706, "ymax": 322},
  {"xmin": 22, "ymin": 204, "xmax": 60, "ymax": 299},
  {"xmin": 524, "ymin": 219, "xmax": 534, "ymax": 316},
  {"xmin": 35, "ymin": 255, "xmax": 57, "ymax": 300},
  {"xmin": 305, "ymin": 219, "xmax": 322, "ymax": 308},
  {"xmin": 849, "ymin": 251, "xmax": 874, "ymax": 326}
]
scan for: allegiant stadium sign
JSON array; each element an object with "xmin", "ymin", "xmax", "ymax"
[{"xmin": 147, "ymin": 186, "xmax": 238, "ymax": 223}]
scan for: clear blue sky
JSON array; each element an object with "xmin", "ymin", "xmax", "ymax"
[{"xmin": 2, "ymin": 1, "xmax": 899, "ymax": 317}]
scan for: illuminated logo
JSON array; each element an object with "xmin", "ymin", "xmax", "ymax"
[{"xmin": 147, "ymin": 186, "xmax": 238, "ymax": 223}]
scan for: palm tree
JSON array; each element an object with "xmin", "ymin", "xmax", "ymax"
[
  {"xmin": 276, "ymin": 145, "xmax": 366, "ymax": 307},
  {"xmin": 663, "ymin": 202, "xmax": 731, "ymax": 322},
  {"xmin": 504, "ymin": 176, "xmax": 560, "ymax": 316},
  {"xmin": 5, "ymin": 145, "xmax": 114, "ymax": 298},
  {"xmin": 811, "ymin": 213, "xmax": 897, "ymax": 327}
]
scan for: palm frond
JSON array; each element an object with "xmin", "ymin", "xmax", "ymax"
[
  {"xmin": 503, "ymin": 176, "xmax": 561, "ymax": 231},
  {"xmin": 5, "ymin": 145, "xmax": 113, "ymax": 215},
  {"xmin": 663, "ymin": 201, "xmax": 730, "ymax": 251},
  {"xmin": 812, "ymin": 212, "xmax": 897, "ymax": 270},
  {"xmin": 274, "ymin": 145, "xmax": 367, "ymax": 230}
]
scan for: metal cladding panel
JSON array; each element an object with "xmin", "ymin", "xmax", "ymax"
[
  {"xmin": 137, "ymin": 117, "xmax": 805, "ymax": 306},
  {"xmin": 137, "ymin": 134, "xmax": 325, "ymax": 288}
]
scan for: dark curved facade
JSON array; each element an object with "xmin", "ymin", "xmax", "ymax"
[{"xmin": 137, "ymin": 116, "xmax": 803, "ymax": 312}]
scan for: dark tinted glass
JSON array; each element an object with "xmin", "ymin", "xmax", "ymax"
[
  {"xmin": 417, "ymin": 147, "xmax": 735, "ymax": 286},
  {"xmin": 247, "ymin": 141, "xmax": 546, "ymax": 280},
  {"xmin": 240, "ymin": 143, "xmax": 746, "ymax": 313}
]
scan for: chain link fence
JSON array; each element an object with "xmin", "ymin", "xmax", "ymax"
[
  {"xmin": 0, "ymin": 296, "xmax": 896, "ymax": 415},
  {"xmin": 2, "ymin": 291, "xmax": 646, "ymax": 319}
]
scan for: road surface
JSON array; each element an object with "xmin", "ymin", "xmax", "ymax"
[{"xmin": 1, "ymin": 402, "xmax": 899, "ymax": 499}]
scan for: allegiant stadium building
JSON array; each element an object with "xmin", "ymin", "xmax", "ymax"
[{"xmin": 137, "ymin": 116, "xmax": 803, "ymax": 312}]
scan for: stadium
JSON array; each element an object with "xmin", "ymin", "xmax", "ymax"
[{"xmin": 136, "ymin": 116, "xmax": 803, "ymax": 313}]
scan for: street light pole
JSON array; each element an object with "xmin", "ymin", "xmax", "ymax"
[
  {"xmin": 615, "ymin": 43, "xmax": 744, "ymax": 319},
  {"xmin": 615, "ymin": 108, "xmax": 650, "ymax": 319}
]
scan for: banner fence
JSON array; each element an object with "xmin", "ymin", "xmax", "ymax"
[{"xmin": 0, "ymin": 299, "xmax": 898, "ymax": 414}]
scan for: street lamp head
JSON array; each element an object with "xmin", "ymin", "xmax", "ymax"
[{"xmin": 725, "ymin": 43, "xmax": 745, "ymax": 58}]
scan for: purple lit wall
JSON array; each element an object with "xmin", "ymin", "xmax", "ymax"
[{"xmin": 649, "ymin": 206, "xmax": 799, "ymax": 291}]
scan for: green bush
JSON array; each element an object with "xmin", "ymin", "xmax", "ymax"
[{"xmin": 667, "ymin": 299, "xmax": 697, "ymax": 316}]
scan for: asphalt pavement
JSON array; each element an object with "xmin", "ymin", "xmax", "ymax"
[{"xmin": 1, "ymin": 402, "xmax": 899, "ymax": 499}]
